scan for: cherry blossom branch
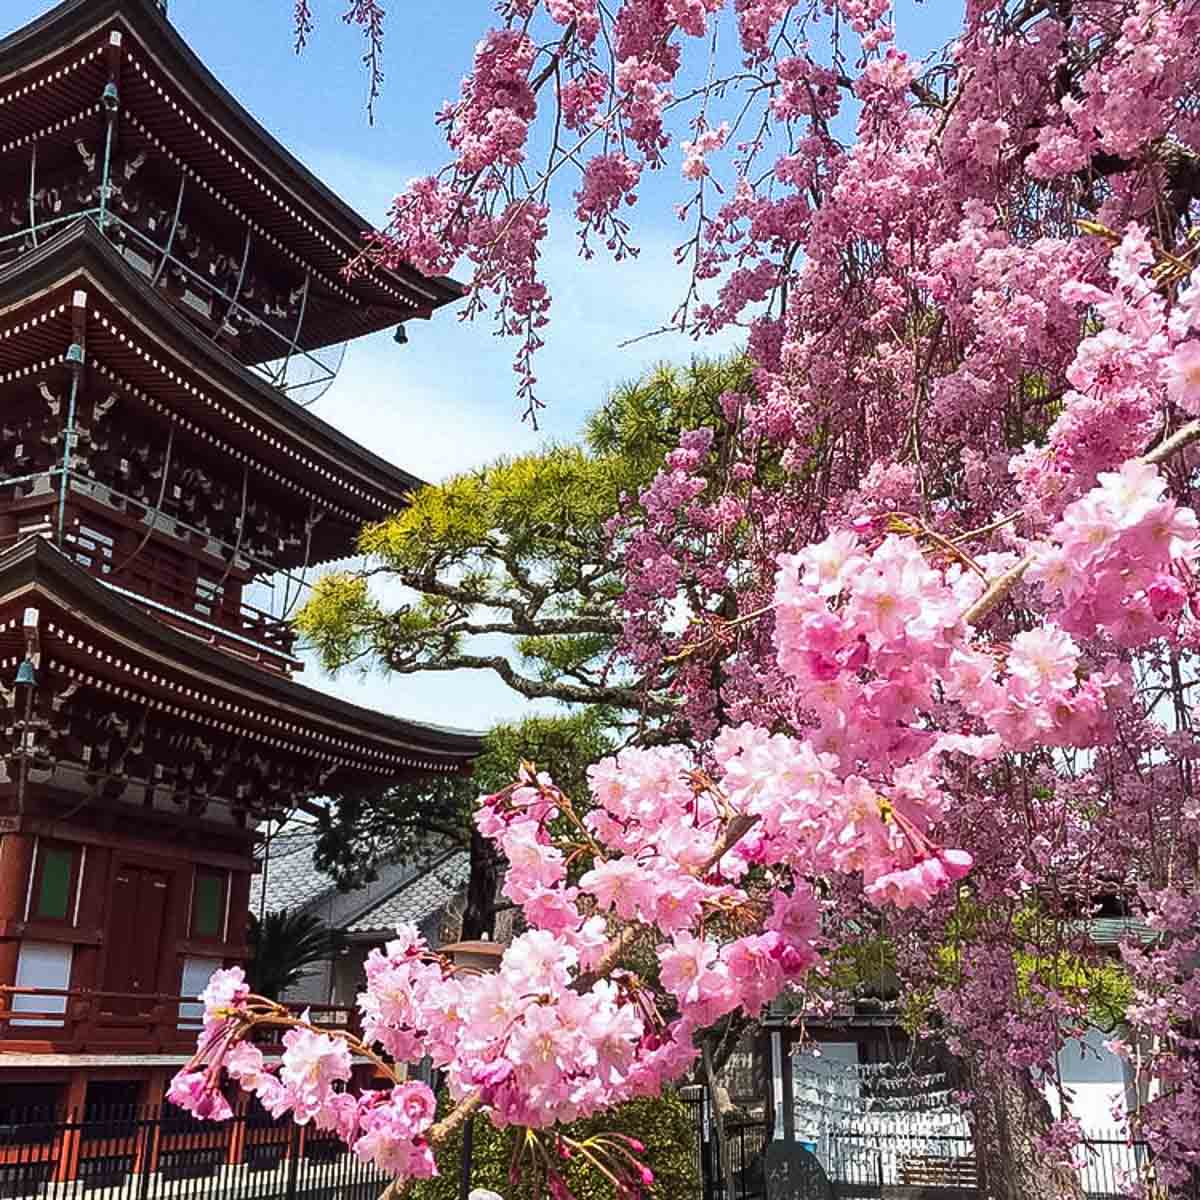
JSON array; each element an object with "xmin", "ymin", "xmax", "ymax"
[{"xmin": 963, "ymin": 419, "xmax": 1200, "ymax": 626}]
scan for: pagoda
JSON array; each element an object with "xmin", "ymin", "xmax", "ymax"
[{"xmin": 0, "ymin": 0, "xmax": 480, "ymax": 1116}]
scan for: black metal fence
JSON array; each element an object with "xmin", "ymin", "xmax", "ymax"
[
  {"xmin": 828, "ymin": 1130, "xmax": 975, "ymax": 1198},
  {"xmin": 7, "ymin": 1100, "xmax": 1196, "ymax": 1200},
  {"xmin": 684, "ymin": 1090, "xmax": 769, "ymax": 1200},
  {"xmin": 0, "ymin": 1105, "xmax": 388, "ymax": 1200}
]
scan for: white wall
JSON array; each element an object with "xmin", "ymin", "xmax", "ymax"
[
  {"xmin": 12, "ymin": 941, "xmax": 72, "ymax": 1027},
  {"xmin": 178, "ymin": 955, "xmax": 223, "ymax": 1030},
  {"xmin": 1048, "ymin": 1027, "xmax": 1130, "ymax": 1129}
]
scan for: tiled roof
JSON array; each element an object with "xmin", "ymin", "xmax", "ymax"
[
  {"xmin": 347, "ymin": 852, "xmax": 471, "ymax": 937},
  {"xmin": 249, "ymin": 829, "xmax": 471, "ymax": 943},
  {"xmin": 249, "ymin": 828, "xmax": 332, "ymax": 917}
]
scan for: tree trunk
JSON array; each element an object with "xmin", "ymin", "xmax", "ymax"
[
  {"xmin": 969, "ymin": 1060, "xmax": 1085, "ymax": 1200},
  {"xmin": 461, "ymin": 827, "xmax": 500, "ymax": 940}
]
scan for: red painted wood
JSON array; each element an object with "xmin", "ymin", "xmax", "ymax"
[{"xmin": 100, "ymin": 865, "xmax": 169, "ymax": 1014}]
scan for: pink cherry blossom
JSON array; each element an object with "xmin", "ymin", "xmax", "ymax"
[
  {"xmin": 280, "ymin": 1023, "xmax": 353, "ymax": 1122},
  {"xmin": 1164, "ymin": 340, "xmax": 1200, "ymax": 415}
]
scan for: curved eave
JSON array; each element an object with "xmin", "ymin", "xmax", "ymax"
[
  {"xmin": 0, "ymin": 0, "xmax": 464, "ymax": 317},
  {"xmin": 0, "ymin": 535, "xmax": 483, "ymax": 771},
  {"xmin": 0, "ymin": 219, "xmax": 426, "ymax": 553}
]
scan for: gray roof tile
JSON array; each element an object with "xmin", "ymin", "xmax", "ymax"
[
  {"xmin": 347, "ymin": 852, "xmax": 471, "ymax": 936},
  {"xmin": 249, "ymin": 828, "xmax": 333, "ymax": 917}
]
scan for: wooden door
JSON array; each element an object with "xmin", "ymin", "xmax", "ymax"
[{"xmin": 101, "ymin": 866, "xmax": 170, "ymax": 1014}]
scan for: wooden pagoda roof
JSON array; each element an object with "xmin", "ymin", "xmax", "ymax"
[
  {"xmin": 0, "ymin": 534, "xmax": 481, "ymax": 783},
  {"xmin": 0, "ymin": 0, "xmax": 463, "ymax": 351},
  {"xmin": 0, "ymin": 219, "xmax": 426, "ymax": 565}
]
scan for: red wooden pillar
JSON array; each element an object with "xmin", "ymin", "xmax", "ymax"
[
  {"xmin": 54, "ymin": 1072, "xmax": 89, "ymax": 1183},
  {"xmin": 226, "ymin": 869, "xmax": 251, "ymax": 965},
  {"xmin": 0, "ymin": 832, "xmax": 36, "ymax": 988},
  {"xmin": 136, "ymin": 1071, "xmax": 167, "ymax": 1177},
  {"xmin": 227, "ymin": 1095, "xmax": 248, "ymax": 1166}
]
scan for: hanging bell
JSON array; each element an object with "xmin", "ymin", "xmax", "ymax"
[{"xmin": 14, "ymin": 659, "xmax": 37, "ymax": 687}]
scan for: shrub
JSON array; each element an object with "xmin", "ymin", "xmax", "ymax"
[{"xmin": 412, "ymin": 1090, "xmax": 700, "ymax": 1200}]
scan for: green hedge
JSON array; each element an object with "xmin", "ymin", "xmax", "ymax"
[{"xmin": 412, "ymin": 1090, "xmax": 699, "ymax": 1200}]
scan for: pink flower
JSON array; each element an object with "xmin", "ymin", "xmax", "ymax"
[
  {"xmin": 224, "ymin": 1042, "xmax": 266, "ymax": 1087},
  {"xmin": 280, "ymin": 1023, "xmax": 352, "ymax": 1121},
  {"xmin": 722, "ymin": 934, "xmax": 786, "ymax": 1013},
  {"xmin": 1007, "ymin": 626, "xmax": 1079, "ymax": 694},
  {"xmin": 1147, "ymin": 573, "xmax": 1188, "ymax": 621},
  {"xmin": 523, "ymin": 885, "xmax": 583, "ymax": 933},
  {"xmin": 652, "ymin": 874, "xmax": 706, "ymax": 933},
  {"xmin": 389, "ymin": 1082, "xmax": 438, "ymax": 1137},
  {"xmin": 765, "ymin": 887, "xmax": 820, "ymax": 943},
  {"xmin": 1164, "ymin": 340, "xmax": 1200, "ymax": 414},
  {"xmin": 313, "ymin": 1092, "xmax": 361, "ymax": 1143},
  {"xmin": 354, "ymin": 1094, "xmax": 438, "ymax": 1178},
  {"xmin": 657, "ymin": 926, "xmax": 720, "ymax": 1003},
  {"xmin": 166, "ymin": 1071, "xmax": 233, "ymax": 1121},
  {"xmin": 253, "ymin": 1077, "xmax": 294, "ymax": 1120},
  {"xmin": 865, "ymin": 849, "xmax": 972, "ymax": 909},
  {"xmin": 681, "ymin": 122, "xmax": 728, "ymax": 180},
  {"xmin": 501, "ymin": 929, "xmax": 578, "ymax": 990},
  {"xmin": 198, "ymin": 967, "xmax": 250, "ymax": 1029},
  {"xmin": 579, "ymin": 858, "xmax": 653, "ymax": 921},
  {"xmin": 499, "ymin": 822, "xmax": 567, "ymax": 899},
  {"xmin": 507, "ymin": 1004, "xmax": 571, "ymax": 1086}
]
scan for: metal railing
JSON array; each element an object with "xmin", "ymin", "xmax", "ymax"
[
  {"xmin": 0, "ymin": 987, "xmax": 357, "ymax": 1056},
  {"xmin": 825, "ymin": 1128, "xmax": 1174, "ymax": 1199},
  {"xmin": 684, "ymin": 1094, "xmax": 1198, "ymax": 1200},
  {"xmin": 0, "ymin": 485, "xmax": 300, "ymax": 664},
  {"xmin": 685, "ymin": 1092, "xmax": 769, "ymax": 1200},
  {"xmin": 0, "ymin": 1104, "xmax": 388, "ymax": 1200},
  {"xmin": 0, "ymin": 183, "xmax": 339, "ymax": 403}
]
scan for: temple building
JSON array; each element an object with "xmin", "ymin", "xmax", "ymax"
[{"xmin": 0, "ymin": 0, "xmax": 480, "ymax": 1117}]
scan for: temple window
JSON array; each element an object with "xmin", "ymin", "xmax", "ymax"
[
  {"xmin": 190, "ymin": 868, "xmax": 227, "ymax": 941},
  {"xmin": 30, "ymin": 840, "xmax": 81, "ymax": 924}
]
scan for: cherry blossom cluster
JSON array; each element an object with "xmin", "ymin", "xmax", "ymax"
[
  {"xmin": 171, "ymin": 515, "xmax": 1108, "ymax": 1177},
  {"xmin": 1114, "ymin": 887, "xmax": 1200, "ymax": 1186},
  {"xmin": 1011, "ymin": 225, "xmax": 1200, "ymax": 524},
  {"xmin": 344, "ymin": 0, "xmax": 925, "ymax": 420},
  {"xmin": 1027, "ymin": 460, "xmax": 1198, "ymax": 646},
  {"xmin": 615, "ymin": 221, "xmax": 1200, "ymax": 1192},
  {"xmin": 167, "ymin": 968, "xmax": 438, "ymax": 1178},
  {"xmin": 171, "ymin": 739, "xmax": 828, "ymax": 1129}
]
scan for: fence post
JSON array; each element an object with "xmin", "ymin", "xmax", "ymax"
[
  {"xmin": 460, "ymin": 1115, "xmax": 475, "ymax": 1200},
  {"xmin": 699, "ymin": 1090, "xmax": 714, "ymax": 1200},
  {"xmin": 227, "ymin": 1101, "xmax": 247, "ymax": 1166},
  {"xmin": 54, "ymin": 1099, "xmax": 84, "ymax": 1185},
  {"xmin": 284, "ymin": 1115, "xmax": 302, "ymax": 1200},
  {"xmin": 136, "ymin": 1108, "xmax": 156, "ymax": 1200}
]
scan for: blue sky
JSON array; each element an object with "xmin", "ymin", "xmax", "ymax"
[{"xmin": 8, "ymin": 0, "xmax": 960, "ymax": 734}]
